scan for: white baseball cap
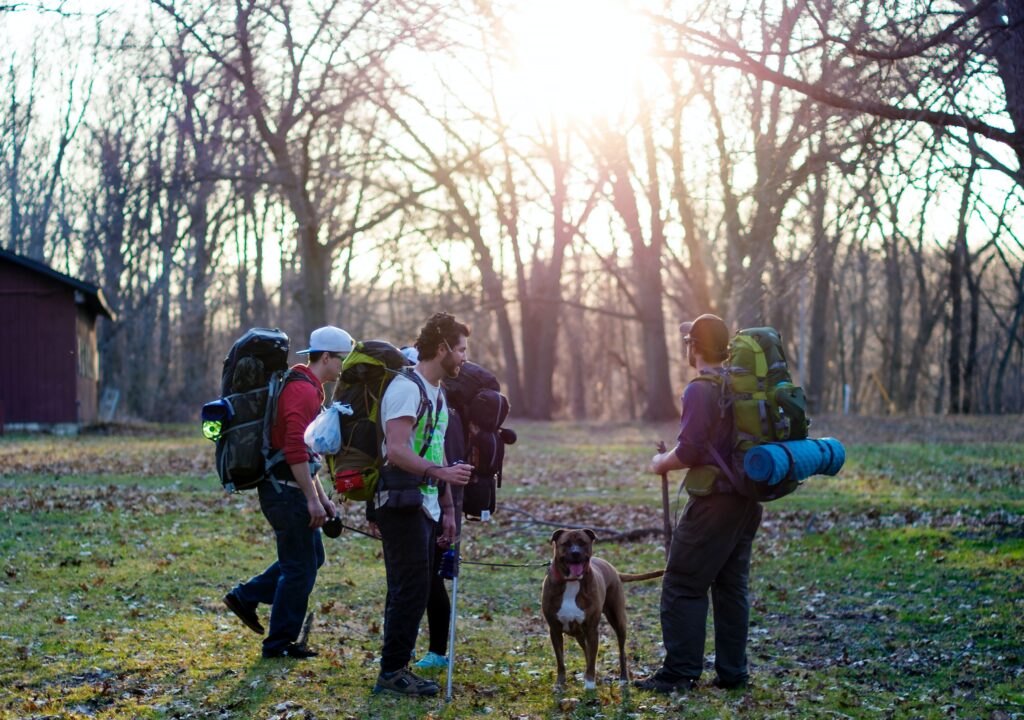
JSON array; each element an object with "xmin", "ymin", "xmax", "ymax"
[{"xmin": 297, "ymin": 326, "xmax": 354, "ymax": 354}]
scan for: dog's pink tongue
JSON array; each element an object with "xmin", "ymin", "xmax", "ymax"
[{"xmin": 569, "ymin": 562, "xmax": 585, "ymax": 578}]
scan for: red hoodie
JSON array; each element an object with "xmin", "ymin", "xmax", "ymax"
[{"xmin": 270, "ymin": 364, "xmax": 324, "ymax": 466}]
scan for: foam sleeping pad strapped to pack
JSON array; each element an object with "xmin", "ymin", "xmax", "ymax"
[{"xmin": 743, "ymin": 437, "xmax": 846, "ymax": 486}]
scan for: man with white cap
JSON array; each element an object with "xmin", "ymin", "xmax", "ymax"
[
  {"xmin": 224, "ymin": 325, "xmax": 354, "ymax": 659},
  {"xmin": 634, "ymin": 313, "xmax": 762, "ymax": 693}
]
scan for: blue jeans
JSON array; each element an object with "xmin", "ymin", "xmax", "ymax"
[
  {"xmin": 233, "ymin": 482, "xmax": 325, "ymax": 655},
  {"xmin": 377, "ymin": 505, "xmax": 434, "ymax": 673}
]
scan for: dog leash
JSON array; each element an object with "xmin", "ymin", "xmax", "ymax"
[
  {"xmin": 460, "ymin": 559, "xmax": 551, "ymax": 569},
  {"xmin": 330, "ymin": 521, "xmax": 551, "ymax": 569}
]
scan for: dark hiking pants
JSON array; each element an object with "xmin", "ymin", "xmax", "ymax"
[
  {"xmin": 658, "ymin": 492, "xmax": 762, "ymax": 685},
  {"xmin": 377, "ymin": 505, "xmax": 435, "ymax": 673}
]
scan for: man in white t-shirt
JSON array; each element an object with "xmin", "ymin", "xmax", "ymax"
[{"xmin": 371, "ymin": 312, "xmax": 474, "ymax": 697}]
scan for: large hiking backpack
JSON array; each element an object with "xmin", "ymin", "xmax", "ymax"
[
  {"xmin": 330, "ymin": 340, "xmax": 434, "ymax": 501},
  {"xmin": 201, "ymin": 328, "xmax": 313, "ymax": 492},
  {"xmin": 696, "ymin": 327, "xmax": 810, "ymax": 502},
  {"xmin": 443, "ymin": 362, "xmax": 516, "ymax": 519}
]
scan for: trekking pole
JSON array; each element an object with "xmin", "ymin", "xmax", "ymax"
[
  {"xmin": 296, "ymin": 611, "xmax": 314, "ymax": 650},
  {"xmin": 657, "ymin": 441, "xmax": 672, "ymax": 553},
  {"xmin": 442, "ymin": 541, "xmax": 460, "ymax": 702}
]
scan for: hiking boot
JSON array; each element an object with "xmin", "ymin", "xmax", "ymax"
[
  {"xmin": 413, "ymin": 651, "xmax": 448, "ymax": 669},
  {"xmin": 712, "ymin": 675, "xmax": 748, "ymax": 690},
  {"xmin": 262, "ymin": 643, "xmax": 319, "ymax": 660},
  {"xmin": 632, "ymin": 675, "xmax": 697, "ymax": 694},
  {"xmin": 373, "ymin": 667, "xmax": 440, "ymax": 696},
  {"xmin": 223, "ymin": 592, "xmax": 264, "ymax": 635}
]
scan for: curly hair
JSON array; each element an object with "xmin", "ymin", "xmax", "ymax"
[{"xmin": 414, "ymin": 312, "xmax": 470, "ymax": 361}]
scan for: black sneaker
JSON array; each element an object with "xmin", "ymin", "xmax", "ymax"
[
  {"xmin": 263, "ymin": 643, "xmax": 319, "ymax": 660},
  {"xmin": 712, "ymin": 676, "xmax": 748, "ymax": 690},
  {"xmin": 372, "ymin": 667, "xmax": 440, "ymax": 696},
  {"xmin": 223, "ymin": 592, "xmax": 264, "ymax": 635},
  {"xmin": 632, "ymin": 675, "xmax": 697, "ymax": 694}
]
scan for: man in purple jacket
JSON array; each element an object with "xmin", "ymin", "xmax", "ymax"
[{"xmin": 634, "ymin": 314, "xmax": 763, "ymax": 694}]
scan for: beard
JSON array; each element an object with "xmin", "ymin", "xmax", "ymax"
[
  {"xmin": 687, "ymin": 347, "xmax": 697, "ymax": 369},
  {"xmin": 441, "ymin": 352, "xmax": 461, "ymax": 378}
]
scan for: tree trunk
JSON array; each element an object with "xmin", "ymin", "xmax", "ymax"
[
  {"xmin": 962, "ymin": 259, "xmax": 981, "ymax": 414},
  {"xmin": 947, "ymin": 241, "xmax": 963, "ymax": 414},
  {"xmin": 948, "ymin": 154, "xmax": 975, "ymax": 413},
  {"xmin": 520, "ymin": 129, "xmax": 573, "ymax": 419},
  {"xmin": 882, "ymin": 232, "xmax": 904, "ymax": 405},
  {"xmin": 807, "ymin": 175, "xmax": 836, "ymax": 414},
  {"xmin": 566, "ymin": 253, "xmax": 587, "ymax": 421},
  {"xmin": 298, "ymin": 219, "xmax": 328, "ymax": 337},
  {"xmin": 977, "ymin": 1, "xmax": 1024, "ymax": 170},
  {"xmin": 602, "ymin": 126, "xmax": 677, "ymax": 421},
  {"xmin": 183, "ymin": 180, "xmax": 215, "ymax": 403}
]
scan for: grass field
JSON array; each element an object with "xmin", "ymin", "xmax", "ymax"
[{"xmin": 1, "ymin": 416, "xmax": 1022, "ymax": 719}]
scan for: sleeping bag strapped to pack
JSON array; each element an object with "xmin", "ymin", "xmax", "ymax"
[
  {"xmin": 443, "ymin": 361, "xmax": 516, "ymax": 520},
  {"xmin": 330, "ymin": 340, "xmax": 430, "ymax": 501},
  {"xmin": 201, "ymin": 328, "xmax": 300, "ymax": 492}
]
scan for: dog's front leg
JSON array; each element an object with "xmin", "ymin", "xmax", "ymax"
[
  {"xmin": 549, "ymin": 627, "xmax": 567, "ymax": 689},
  {"xmin": 582, "ymin": 625, "xmax": 600, "ymax": 691}
]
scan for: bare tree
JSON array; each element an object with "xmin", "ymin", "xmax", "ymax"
[{"xmin": 152, "ymin": 0, "xmax": 436, "ymax": 339}]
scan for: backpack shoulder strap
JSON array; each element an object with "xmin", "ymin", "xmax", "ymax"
[
  {"xmin": 696, "ymin": 371, "xmax": 750, "ymax": 497},
  {"xmin": 264, "ymin": 368, "xmax": 321, "ymax": 485},
  {"xmin": 267, "ymin": 368, "xmax": 318, "ymax": 436},
  {"xmin": 383, "ymin": 367, "xmax": 437, "ymax": 459},
  {"xmin": 395, "ymin": 367, "xmax": 432, "ymax": 423},
  {"xmin": 284, "ymin": 368, "xmax": 317, "ymax": 387}
]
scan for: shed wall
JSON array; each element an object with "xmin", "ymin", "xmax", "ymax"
[
  {"xmin": 0, "ymin": 262, "xmax": 79, "ymax": 423},
  {"xmin": 76, "ymin": 307, "xmax": 99, "ymax": 423}
]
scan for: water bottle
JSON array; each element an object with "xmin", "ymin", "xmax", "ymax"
[
  {"xmin": 439, "ymin": 548, "xmax": 458, "ymax": 579},
  {"xmin": 202, "ymin": 420, "xmax": 222, "ymax": 441}
]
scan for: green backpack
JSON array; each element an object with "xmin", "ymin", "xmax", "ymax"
[
  {"xmin": 695, "ymin": 327, "xmax": 810, "ymax": 501},
  {"xmin": 330, "ymin": 340, "xmax": 433, "ymax": 502},
  {"xmin": 726, "ymin": 328, "xmax": 809, "ymax": 447}
]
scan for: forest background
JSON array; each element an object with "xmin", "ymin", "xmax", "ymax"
[{"xmin": 2, "ymin": 0, "xmax": 1023, "ymax": 422}]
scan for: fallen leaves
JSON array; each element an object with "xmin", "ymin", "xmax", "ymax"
[
  {"xmin": 0, "ymin": 435, "xmax": 212, "ymax": 479},
  {"xmin": 2, "ymin": 420, "xmax": 1022, "ymax": 719}
]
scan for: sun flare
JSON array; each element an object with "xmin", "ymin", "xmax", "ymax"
[{"xmin": 502, "ymin": 0, "xmax": 655, "ymax": 122}]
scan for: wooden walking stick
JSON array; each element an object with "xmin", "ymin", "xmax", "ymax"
[{"xmin": 657, "ymin": 440, "xmax": 672, "ymax": 552}]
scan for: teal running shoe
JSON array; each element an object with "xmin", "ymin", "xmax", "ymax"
[{"xmin": 413, "ymin": 651, "xmax": 448, "ymax": 669}]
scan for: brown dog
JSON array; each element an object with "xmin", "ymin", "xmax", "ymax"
[{"xmin": 541, "ymin": 528, "xmax": 663, "ymax": 690}]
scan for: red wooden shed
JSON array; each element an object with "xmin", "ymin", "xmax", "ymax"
[{"xmin": 0, "ymin": 248, "xmax": 116, "ymax": 431}]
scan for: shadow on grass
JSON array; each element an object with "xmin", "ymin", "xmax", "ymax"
[{"xmin": 542, "ymin": 684, "xmax": 644, "ymax": 720}]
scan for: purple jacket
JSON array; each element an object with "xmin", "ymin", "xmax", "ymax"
[{"xmin": 672, "ymin": 372, "xmax": 734, "ymax": 468}]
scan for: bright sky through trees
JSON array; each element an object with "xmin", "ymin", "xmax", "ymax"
[{"xmin": 501, "ymin": 0, "xmax": 656, "ymax": 122}]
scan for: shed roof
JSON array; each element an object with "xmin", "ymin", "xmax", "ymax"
[{"xmin": 0, "ymin": 247, "xmax": 116, "ymax": 321}]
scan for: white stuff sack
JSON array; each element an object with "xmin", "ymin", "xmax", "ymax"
[{"xmin": 303, "ymin": 402, "xmax": 353, "ymax": 455}]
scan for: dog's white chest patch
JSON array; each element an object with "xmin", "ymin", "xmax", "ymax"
[{"xmin": 557, "ymin": 581, "xmax": 585, "ymax": 629}]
